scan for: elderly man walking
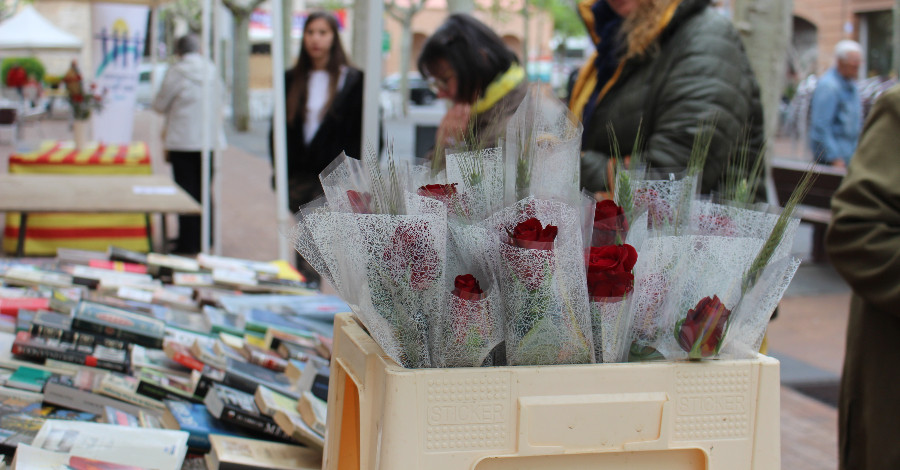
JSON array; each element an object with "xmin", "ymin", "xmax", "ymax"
[{"xmin": 809, "ymin": 40, "xmax": 863, "ymax": 168}]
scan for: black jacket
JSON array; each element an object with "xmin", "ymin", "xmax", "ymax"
[{"xmin": 270, "ymin": 66, "xmax": 364, "ymax": 185}]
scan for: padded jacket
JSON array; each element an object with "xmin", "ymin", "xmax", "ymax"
[{"xmin": 573, "ymin": 0, "xmax": 764, "ymax": 195}]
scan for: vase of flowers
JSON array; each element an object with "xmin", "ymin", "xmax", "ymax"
[{"xmin": 62, "ymin": 61, "xmax": 103, "ymax": 149}]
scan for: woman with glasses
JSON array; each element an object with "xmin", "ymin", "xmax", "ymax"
[
  {"xmin": 270, "ymin": 11, "xmax": 363, "ymax": 213},
  {"xmin": 417, "ymin": 13, "xmax": 528, "ymax": 172}
]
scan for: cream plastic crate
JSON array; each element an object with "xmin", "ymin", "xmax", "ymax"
[{"xmin": 324, "ymin": 313, "xmax": 780, "ymax": 470}]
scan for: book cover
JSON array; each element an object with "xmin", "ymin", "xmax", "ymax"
[
  {"xmin": 131, "ymin": 344, "xmax": 193, "ymax": 378},
  {"xmin": 103, "ymin": 405, "xmax": 141, "ymax": 427},
  {"xmin": 43, "ymin": 371, "xmax": 153, "ymax": 417},
  {"xmin": 47, "ymin": 287, "xmax": 83, "ymax": 315},
  {"xmin": 6, "ymin": 366, "xmax": 52, "ymax": 393},
  {"xmin": 196, "ymin": 254, "xmax": 279, "ymax": 276},
  {"xmin": 71, "ymin": 300, "xmax": 166, "ymax": 348},
  {"xmin": 191, "ymin": 340, "xmax": 229, "ymax": 370},
  {"xmin": 88, "ymin": 259, "xmax": 149, "ymax": 274},
  {"xmin": 136, "ymin": 368, "xmax": 202, "ymax": 404},
  {"xmin": 253, "ymin": 385, "xmax": 298, "ymax": 418},
  {"xmin": 297, "ymin": 391, "xmax": 327, "ymax": 437},
  {"xmin": 165, "ymin": 308, "xmax": 212, "ymax": 335},
  {"xmin": 11, "ymin": 331, "xmax": 130, "ymax": 373},
  {"xmin": 107, "ymin": 246, "xmax": 149, "ymax": 265},
  {"xmin": 270, "ymin": 411, "xmax": 324, "ymax": 451},
  {"xmin": 241, "ymin": 343, "xmax": 287, "ymax": 372},
  {"xmin": 203, "ymin": 305, "xmax": 245, "ymax": 337},
  {"xmin": 146, "ymin": 253, "xmax": 201, "ymax": 272},
  {"xmin": 160, "ymin": 400, "xmax": 246, "ymax": 453},
  {"xmin": 3, "ymin": 266, "xmax": 74, "ymax": 288},
  {"xmin": 221, "ymin": 359, "xmax": 301, "ymax": 400},
  {"xmin": 30, "ymin": 310, "xmax": 128, "ymax": 350},
  {"xmin": 244, "ymin": 309, "xmax": 334, "ymax": 341},
  {"xmin": 164, "ymin": 339, "xmax": 206, "ymax": 371},
  {"xmin": 30, "ymin": 420, "xmax": 190, "ymax": 470},
  {"xmin": 203, "ymin": 384, "xmax": 292, "ymax": 441},
  {"xmin": 173, "ymin": 272, "xmax": 215, "ymax": 288},
  {"xmin": 96, "ymin": 373, "xmax": 167, "ymax": 411},
  {"xmin": 207, "ymin": 434, "xmax": 321, "ymax": 470},
  {"xmin": 0, "ymin": 297, "xmax": 50, "ymax": 317},
  {"xmin": 220, "ymin": 293, "xmax": 349, "ymax": 324},
  {"xmin": 0, "ymin": 411, "xmax": 45, "ymax": 454}
]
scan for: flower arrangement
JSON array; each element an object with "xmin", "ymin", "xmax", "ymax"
[
  {"xmin": 288, "ymin": 83, "xmax": 812, "ymax": 368},
  {"xmin": 62, "ymin": 61, "xmax": 104, "ymax": 120}
]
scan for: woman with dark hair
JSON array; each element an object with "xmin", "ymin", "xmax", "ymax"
[
  {"xmin": 417, "ymin": 13, "xmax": 528, "ymax": 171},
  {"xmin": 270, "ymin": 11, "xmax": 363, "ymax": 213}
]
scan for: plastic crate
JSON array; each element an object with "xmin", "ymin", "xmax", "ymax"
[{"xmin": 324, "ymin": 313, "xmax": 780, "ymax": 470}]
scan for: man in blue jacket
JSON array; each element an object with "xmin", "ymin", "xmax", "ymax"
[{"xmin": 809, "ymin": 40, "xmax": 862, "ymax": 168}]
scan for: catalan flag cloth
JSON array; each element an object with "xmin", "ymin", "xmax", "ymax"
[{"xmin": 3, "ymin": 141, "xmax": 153, "ymax": 256}]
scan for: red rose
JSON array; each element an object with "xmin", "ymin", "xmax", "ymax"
[
  {"xmin": 676, "ymin": 295, "xmax": 732, "ymax": 359},
  {"xmin": 453, "ymin": 274, "xmax": 484, "ymax": 300},
  {"xmin": 346, "ymin": 190, "xmax": 373, "ymax": 214},
  {"xmin": 417, "ymin": 183, "xmax": 458, "ymax": 199},
  {"xmin": 506, "ymin": 217, "xmax": 558, "ymax": 249},
  {"xmin": 592, "ymin": 200, "xmax": 629, "ymax": 246},
  {"xmin": 586, "ymin": 244, "xmax": 637, "ymax": 298},
  {"xmin": 383, "ymin": 221, "xmax": 440, "ymax": 291}
]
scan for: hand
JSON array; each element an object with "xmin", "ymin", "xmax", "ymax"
[
  {"xmin": 831, "ymin": 159, "xmax": 846, "ymax": 169},
  {"xmin": 437, "ymin": 103, "xmax": 472, "ymax": 147}
]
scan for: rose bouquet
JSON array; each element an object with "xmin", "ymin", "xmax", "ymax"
[
  {"xmin": 486, "ymin": 198, "xmax": 594, "ymax": 365},
  {"xmin": 63, "ymin": 61, "xmax": 104, "ymax": 120}
]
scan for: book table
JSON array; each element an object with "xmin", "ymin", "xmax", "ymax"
[
  {"xmin": 0, "ymin": 174, "xmax": 200, "ymax": 257},
  {"xmin": 2, "ymin": 141, "xmax": 158, "ymax": 255}
]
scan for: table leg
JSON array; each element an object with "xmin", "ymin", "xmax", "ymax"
[
  {"xmin": 16, "ymin": 213, "xmax": 28, "ymax": 257},
  {"xmin": 160, "ymin": 214, "xmax": 169, "ymax": 254},
  {"xmin": 144, "ymin": 213, "xmax": 153, "ymax": 254}
]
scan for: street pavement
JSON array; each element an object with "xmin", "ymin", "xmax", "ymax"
[{"xmin": 0, "ymin": 109, "xmax": 846, "ymax": 469}]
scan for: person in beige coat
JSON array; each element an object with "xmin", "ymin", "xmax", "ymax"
[{"xmin": 825, "ymin": 83, "xmax": 900, "ymax": 470}]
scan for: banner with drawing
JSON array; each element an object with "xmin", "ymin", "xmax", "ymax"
[{"xmin": 90, "ymin": 3, "xmax": 148, "ymax": 144}]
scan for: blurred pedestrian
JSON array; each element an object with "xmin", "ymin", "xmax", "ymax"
[
  {"xmin": 152, "ymin": 34, "xmax": 227, "ymax": 254},
  {"xmin": 826, "ymin": 83, "xmax": 900, "ymax": 470},
  {"xmin": 569, "ymin": 0, "xmax": 764, "ymax": 196},
  {"xmin": 270, "ymin": 11, "xmax": 363, "ymax": 213},
  {"xmin": 417, "ymin": 13, "xmax": 528, "ymax": 172},
  {"xmin": 809, "ymin": 40, "xmax": 862, "ymax": 168}
]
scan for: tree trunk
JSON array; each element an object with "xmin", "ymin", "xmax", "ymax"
[
  {"xmin": 447, "ymin": 0, "xmax": 474, "ymax": 13},
  {"xmin": 232, "ymin": 13, "xmax": 251, "ymax": 131},
  {"xmin": 399, "ymin": 10, "xmax": 414, "ymax": 115},
  {"xmin": 732, "ymin": 0, "xmax": 793, "ymax": 144}
]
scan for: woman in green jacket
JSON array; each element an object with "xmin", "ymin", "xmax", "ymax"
[
  {"xmin": 826, "ymin": 84, "xmax": 900, "ymax": 470},
  {"xmin": 570, "ymin": 0, "xmax": 764, "ymax": 195}
]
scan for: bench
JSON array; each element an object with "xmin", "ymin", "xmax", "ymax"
[{"xmin": 770, "ymin": 158, "xmax": 846, "ymax": 263}]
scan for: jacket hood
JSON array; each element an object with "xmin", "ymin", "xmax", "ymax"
[
  {"xmin": 580, "ymin": 0, "xmax": 711, "ymax": 60},
  {"xmin": 174, "ymin": 53, "xmax": 213, "ymax": 84}
]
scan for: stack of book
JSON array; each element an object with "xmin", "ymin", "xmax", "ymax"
[{"xmin": 0, "ymin": 247, "xmax": 344, "ymax": 469}]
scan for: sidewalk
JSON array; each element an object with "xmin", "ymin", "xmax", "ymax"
[{"xmin": 0, "ymin": 114, "xmax": 846, "ymax": 469}]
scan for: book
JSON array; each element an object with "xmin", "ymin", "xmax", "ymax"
[
  {"xmin": 71, "ymin": 300, "xmax": 166, "ymax": 348},
  {"xmin": 164, "ymin": 339, "xmax": 206, "ymax": 371},
  {"xmin": 165, "ymin": 308, "xmax": 212, "ymax": 335},
  {"xmin": 146, "ymin": 253, "xmax": 201, "ymax": 273},
  {"xmin": 173, "ymin": 272, "xmax": 215, "ymax": 288},
  {"xmin": 219, "ymin": 293, "xmax": 349, "ymax": 324},
  {"xmin": 3, "ymin": 266, "xmax": 74, "ymax": 288},
  {"xmin": 30, "ymin": 310, "xmax": 128, "ymax": 350},
  {"xmin": 13, "ymin": 444, "xmax": 152, "ymax": 469},
  {"xmin": 0, "ymin": 297, "xmax": 49, "ymax": 317},
  {"xmin": 253, "ymin": 385, "xmax": 298, "ymax": 418},
  {"xmin": 212, "ymin": 339, "xmax": 247, "ymax": 364},
  {"xmin": 56, "ymin": 247, "xmax": 109, "ymax": 266},
  {"xmin": 191, "ymin": 339, "xmax": 229, "ymax": 370},
  {"xmin": 0, "ymin": 410, "xmax": 45, "ymax": 454},
  {"xmin": 196, "ymin": 254, "xmax": 280, "ymax": 276},
  {"xmin": 270, "ymin": 411, "xmax": 324, "ymax": 451},
  {"xmin": 5, "ymin": 366, "xmax": 52, "ymax": 393},
  {"xmin": 244, "ymin": 309, "xmax": 334, "ymax": 340},
  {"xmin": 11, "ymin": 331, "xmax": 130, "ymax": 373},
  {"xmin": 135, "ymin": 367, "xmax": 202, "ymax": 404},
  {"xmin": 47, "ymin": 287, "xmax": 83, "ymax": 315},
  {"xmin": 30, "ymin": 420, "xmax": 190, "ymax": 470},
  {"xmin": 206, "ymin": 435, "xmax": 321, "ymax": 470},
  {"xmin": 103, "ymin": 405, "xmax": 141, "ymax": 427},
  {"xmin": 154, "ymin": 288, "xmax": 201, "ymax": 312},
  {"xmin": 203, "ymin": 384, "xmax": 292, "ymax": 442},
  {"xmin": 160, "ymin": 400, "xmax": 246, "ymax": 453},
  {"xmin": 297, "ymin": 391, "xmax": 327, "ymax": 437},
  {"xmin": 107, "ymin": 245, "xmax": 149, "ymax": 265},
  {"xmin": 42, "ymin": 371, "xmax": 154, "ymax": 417},
  {"xmin": 240, "ymin": 343, "xmax": 287, "ymax": 372},
  {"xmin": 265, "ymin": 328, "xmax": 319, "ymax": 353},
  {"xmin": 88, "ymin": 259, "xmax": 149, "ymax": 274},
  {"xmin": 203, "ymin": 306, "xmax": 246, "ymax": 337},
  {"xmin": 198, "ymin": 359, "xmax": 302, "ymax": 400},
  {"xmin": 95, "ymin": 373, "xmax": 167, "ymax": 411}
]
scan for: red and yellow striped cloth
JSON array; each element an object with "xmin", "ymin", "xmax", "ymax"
[{"xmin": 3, "ymin": 141, "xmax": 153, "ymax": 255}]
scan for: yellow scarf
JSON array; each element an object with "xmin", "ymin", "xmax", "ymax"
[{"xmin": 473, "ymin": 64, "xmax": 526, "ymax": 115}]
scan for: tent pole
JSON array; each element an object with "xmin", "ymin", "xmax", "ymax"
[
  {"xmin": 271, "ymin": 0, "xmax": 291, "ymax": 264},
  {"xmin": 213, "ymin": 0, "xmax": 223, "ymax": 256},
  {"xmin": 201, "ymin": 0, "xmax": 212, "ymax": 254}
]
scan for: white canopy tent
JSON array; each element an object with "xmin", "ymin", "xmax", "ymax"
[
  {"xmin": 0, "ymin": 5, "xmax": 83, "ymax": 52},
  {"xmin": 41, "ymin": 0, "xmax": 382, "ymax": 263}
]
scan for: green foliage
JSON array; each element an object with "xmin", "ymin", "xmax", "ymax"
[
  {"xmin": 1, "ymin": 57, "xmax": 45, "ymax": 84},
  {"xmin": 722, "ymin": 127, "xmax": 766, "ymax": 205},
  {"xmin": 530, "ymin": 0, "xmax": 584, "ymax": 39}
]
